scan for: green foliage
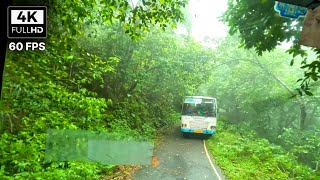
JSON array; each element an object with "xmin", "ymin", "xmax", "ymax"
[
  {"xmin": 0, "ymin": 79, "xmax": 111, "ymax": 178},
  {"xmin": 223, "ymin": 0, "xmax": 299, "ymax": 54},
  {"xmin": 208, "ymin": 121, "xmax": 320, "ymax": 180},
  {"xmin": 204, "ymin": 36, "xmax": 320, "ymax": 173},
  {"xmin": 206, "ymin": 35, "xmax": 320, "ymax": 131},
  {"xmin": 278, "ymin": 128, "xmax": 320, "ymax": 168},
  {"xmin": 222, "ymin": 0, "xmax": 320, "ymax": 94},
  {"xmin": 1, "ymin": 0, "xmax": 194, "ymax": 178},
  {"xmin": 1, "ymin": 0, "xmax": 213, "ymax": 177},
  {"xmin": 105, "ymin": 95, "xmax": 182, "ymax": 140},
  {"xmin": 2, "ymin": 80, "xmax": 107, "ymax": 132}
]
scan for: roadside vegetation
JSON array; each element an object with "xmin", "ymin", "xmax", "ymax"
[
  {"xmin": 208, "ymin": 120, "xmax": 320, "ymax": 180},
  {"xmin": 1, "ymin": 0, "xmax": 320, "ymax": 179},
  {"xmin": 0, "ymin": 0, "xmax": 213, "ymax": 179},
  {"xmin": 204, "ymin": 1, "xmax": 320, "ymax": 178},
  {"xmin": 204, "ymin": 34, "xmax": 320, "ymax": 179}
]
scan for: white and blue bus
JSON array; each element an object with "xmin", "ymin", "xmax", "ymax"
[{"xmin": 181, "ymin": 96, "xmax": 217, "ymax": 139}]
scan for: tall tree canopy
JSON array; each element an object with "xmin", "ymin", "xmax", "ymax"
[
  {"xmin": 222, "ymin": 0, "xmax": 320, "ymax": 95},
  {"xmin": 0, "ymin": 0, "xmax": 202, "ymax": 179},
  {"xmin": 202, "ymin": 35, "xmax": 320, "ymax": 172}
]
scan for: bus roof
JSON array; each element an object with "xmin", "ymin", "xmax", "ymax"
[{"xmin": 184, "ymin": 96, "xmax": 216, "ymax": 100}]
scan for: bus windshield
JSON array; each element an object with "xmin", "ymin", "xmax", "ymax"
[{"xmin": 182, "ymin": 98, "xmax": 216, "ymax": 117}]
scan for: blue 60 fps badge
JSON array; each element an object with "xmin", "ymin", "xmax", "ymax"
[{"xmin": 7, "ymin": 6, "xmax": 47, "ymax": 39}]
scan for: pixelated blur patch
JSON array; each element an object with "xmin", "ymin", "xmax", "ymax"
[
  {"xmin": 45, "ymin": 129, "xmax": 154, "ymax": 165},
  {"xmin": 274, "ymin": 2, "xmax": 307, "ymax": 19},
  {"xmin": 151, "ymin": 155, "xmax": 160, "ymax": 167}
]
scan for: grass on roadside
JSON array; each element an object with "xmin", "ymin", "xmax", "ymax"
[{"xmin": 207, "ymin": 122, "xmax": 320, "ymax": 180}]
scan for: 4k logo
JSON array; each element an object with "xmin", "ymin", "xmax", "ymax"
[
  {"xmin": 8, "ymin": 6, "xmax": 47, "ymax": 38},
  {"xmin": 17, "ymin": 11, "xmax": 38, "ymax": 23}
]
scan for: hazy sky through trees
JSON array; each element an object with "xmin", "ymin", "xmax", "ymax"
[
  {"xmin": 189, "ymin": 0, "xmax": 228, "ymax": 41},
  {"xmin": 185, "ymin": 0, "xmax": 292, "ymax": 48}
]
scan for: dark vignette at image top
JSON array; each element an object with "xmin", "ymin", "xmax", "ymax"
[
  {"xmin": 0, "ymin": 0, "xmax": 47, "ymax": 98},
  {"xmin": 0, "ymin": 0, "xmax": 12, "ymax": 98}
]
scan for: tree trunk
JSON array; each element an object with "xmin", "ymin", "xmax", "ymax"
[
  {"xmin": 300, "ymin": 102, "xmax": 307, "ymax": 130},
  {"xmin": 249, "ymin": 53, "xmax": 307, "ymax": 131}
]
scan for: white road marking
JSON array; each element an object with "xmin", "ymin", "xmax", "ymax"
[{"xmin": 203, "ymin": 140, "xmax": 222, "ymax": 180}]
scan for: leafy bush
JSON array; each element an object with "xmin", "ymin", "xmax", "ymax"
[
  {"xmin": 0, "ymin": 81, "xmax": 113, "ymax": 179},
  {"xmin": 278, "ymin": 128, "xmax": 320, "ymax": 169},
  {"xmin": 0, "ymin": 74, "xmax": 181, "ymax": 179},
  {"xmin": 208, "ymin": 121, "xmax": 320, "ymax": 180}
]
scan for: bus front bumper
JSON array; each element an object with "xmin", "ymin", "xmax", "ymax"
[{"xmin": 181, "ymin": 128, "xmax": 216, "ymax": 135}]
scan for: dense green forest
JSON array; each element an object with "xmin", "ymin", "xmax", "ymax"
[
  {"xmin": 1, "ymin": 0, "xmax": 320, "ymax": 179},
  {"xmin": 206, "ymin": 36, "xmax": 320, "ymax": 179}
]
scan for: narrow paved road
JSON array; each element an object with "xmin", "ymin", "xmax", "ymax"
[{"xmin": 132, "ymin": 126, "xmax": 224, "ymax": 180}]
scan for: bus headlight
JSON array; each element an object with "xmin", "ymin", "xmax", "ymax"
[
  {"xmin": 210, "ymin": 126, "xmax": 216, "ymax": 130},
  {"xmin": 181, "ymin": 124, "xmax": 187, "ymax": 127}
]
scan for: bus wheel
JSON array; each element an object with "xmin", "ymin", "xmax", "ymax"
[
  {"xmin": 183, "ymin": 133, "xmax": 190, "ymax": 138},
  {"xmin": 203, "ymin": 134, "xmax": 212, "ymax": 140}
]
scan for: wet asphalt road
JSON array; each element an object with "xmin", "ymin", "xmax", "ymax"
[{"xmin": 132, "ymin": 126, "xmax": 224, "ymax": 180}]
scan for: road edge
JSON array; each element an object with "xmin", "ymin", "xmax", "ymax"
[{"xmin": 203, "ymin": 140, "xmax": 223, "ymax": 180}]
